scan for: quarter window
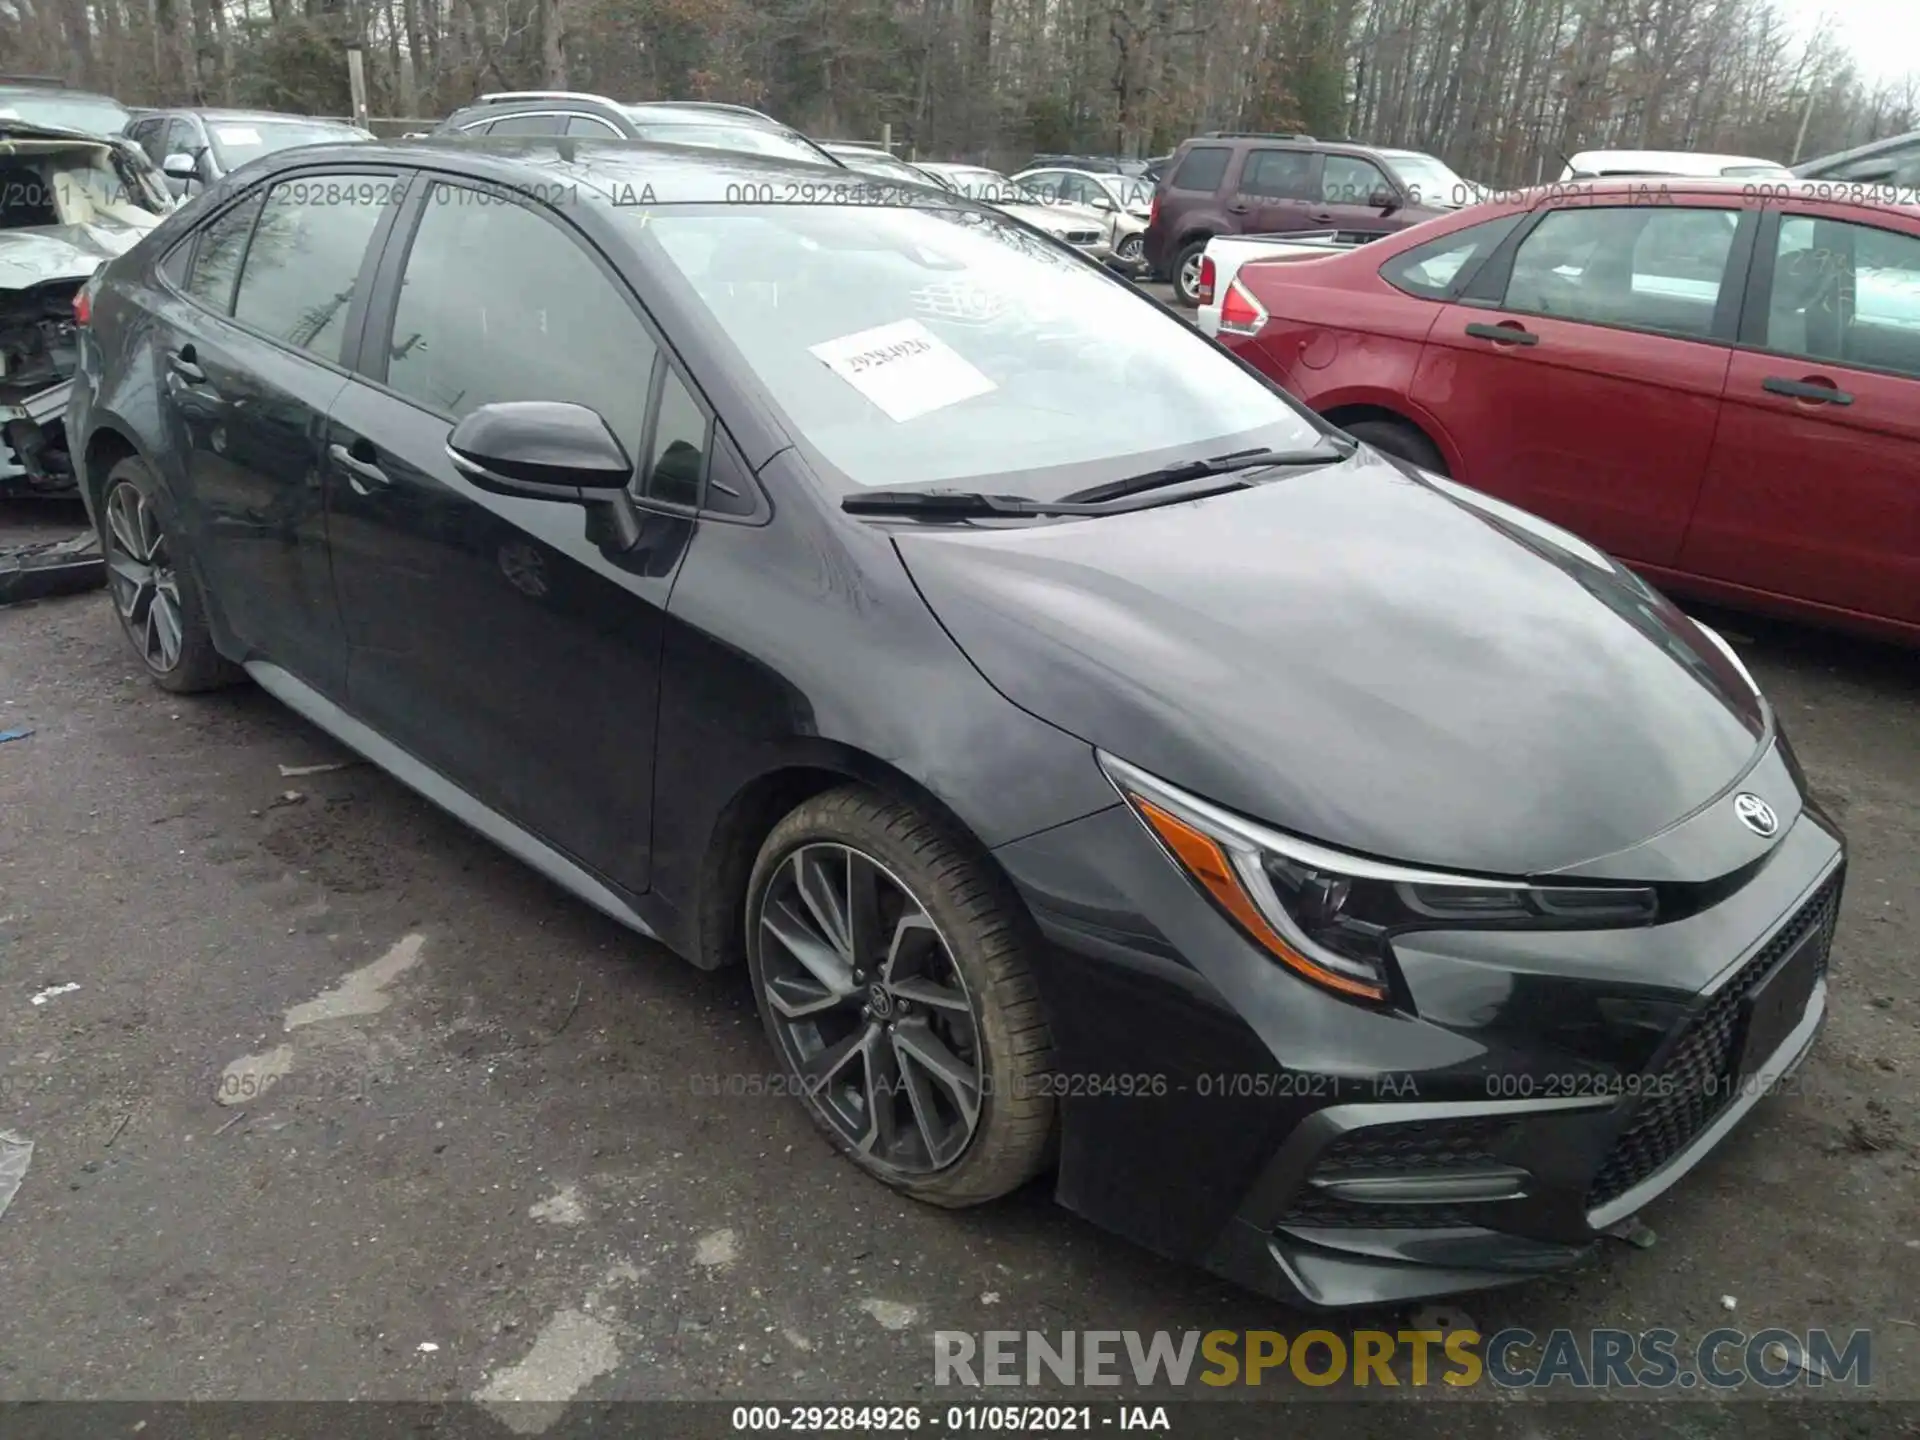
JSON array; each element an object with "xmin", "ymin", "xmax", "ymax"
[
  {"xmin": 638, "ymin": 368, "xmax": 709, "ymax": 506},
  {"xmin": 1170, "ymin": 146, "xmax": 1229, "ymax": 193},
  {"xmin": 182, "ymin": 193, "xmax": 264, "ymax": 313},
  {"xmin": 1766, "ymin": 214, "xmax": 1920, "ymax": 379},
  {"xmin": 1504, "ymin": 205, "xmax": 1738, "ymax": 338},
  {"xmin": 485, "ymin": 113, "xmax": 567, "ymax": 137},
  {"xmin": 566, "ymin": 114, "xmax": 622, "ymax": 137},
  {"xmin": 232, "ymin": 177, "xmax": 391, "ymax": 361},
  {"xmin": 384, "ymin": 182, "xmax": 657, "ymax": 460},
  {"xmin": 1379, "ymin": 215, "xmax": 1523, "ymax": 299},
  {"xmin": 1240, "ymin": 149, "xmax": 1315, "ymax": 201}
]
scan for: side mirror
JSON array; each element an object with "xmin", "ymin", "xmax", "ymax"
[
  {"xmin": 162, "ymin": 152, "xmax": 198, "ymax": 181},
  {"xmin": 448, "ymin": 401, "xmax": 633, "ymax": 500},
  {"xmin": 1090, "ymin": 194, "xmax": 1117, "ymax": 212},
  {"xmin": 1369, "ymin": 188, "xmax": 1400, "ymax": 213}
]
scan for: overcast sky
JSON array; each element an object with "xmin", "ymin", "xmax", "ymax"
[{"xmin": 1785, "ymin": 0, "xmax": 1920, "ymax": 86}]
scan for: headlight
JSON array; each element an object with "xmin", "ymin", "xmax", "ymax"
[{"xmin": 1099, "ymin": 754, "xmax": 1658, "ymax": 1004}]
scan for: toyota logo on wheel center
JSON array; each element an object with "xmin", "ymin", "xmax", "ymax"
[{"xmin": 1733, "ymin": 793, "xmax": 1779, "ymax": 837}]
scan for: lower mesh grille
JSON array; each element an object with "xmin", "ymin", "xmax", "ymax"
[
  {"xmin": 1587, "ymin": 872, "xmax": 1842, "ymax": 1210},
  {"xmin": 1278, "ymin": 1116, "xmax": 1516, "ymax": 1231}
]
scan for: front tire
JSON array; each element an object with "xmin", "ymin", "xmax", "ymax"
[
  {"xmin": 746, "ymin": 785, "xmax": 1056, "ymax": 1208},
  {"xmin": 100, "ymin": 456, "xmax": 241, "ymax": 693}
]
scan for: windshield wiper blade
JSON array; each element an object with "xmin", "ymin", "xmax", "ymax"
[
  {"xmin": 841, "ymin": 489, "xmax": 1086, "ymax": 518},
  {"xmin": 1061, "ymin": 442, "xmax": 1353, "ymax": 505}
]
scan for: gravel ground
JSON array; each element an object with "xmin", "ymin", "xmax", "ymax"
[{"xmin": 0, "ymin": 492, "xmax": 1915, "ymax": 1432}]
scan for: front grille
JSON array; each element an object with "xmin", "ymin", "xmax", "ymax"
[
  {"xmin": 1063, "ymin": 229, "xmax": 1100, "ymax": 245},
  {"xmin": 1278, "ymin": 1115, "xmax": 1516, "ymax": 1231},
  {"xmin": 1587, "ymin": 873, "xmax": 1842, "ymax": 1209}
]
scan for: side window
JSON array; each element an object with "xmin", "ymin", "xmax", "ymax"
[
  {"xmin": 486, "ymin": 113, "xmax": 566, "ymax": 137},
  {"xmin": 164, "ymin": 118, "xmax": 199, "ymax": 162},
  {"xmin": 1240, "ymin": 149, "xmax": 1315, "ymax": 201},
  {"xmin": 639, "ymin": 368, "xmax": 710, "ymax": 506},
  {"xmin": 1826, "ymin": 141, "xmax": 1920, "ymax": 186},
  {"xmin": 1322, "ymin": 155, "xmax": 1391, "ymax": 206},
  {"xmin": 459, "ymin": 119, "xmax": 498, "ymax": 135},
  {"xmin": 131, "ymin": 119, "xmax": 167, "ymax": 165},
  {"xmin": 385, "ymin": 182, "xmax": 656, "ymax": 460},
  {"xmin": 182, "ymin": 193, "xmax": 263, "ymax": 313},
  {"xmin": 231, "ymin": 177, "xmax": 392, "ymax": 361},
  {"xmin": 158, "ymin": 237, "xmax": 192, "ymax": 289},
  {"xmin": 1504, "ymin": 205, "xmax": 1736, "ymax": 338},
  {"xmin": 1766, "ymin": 214, "xmax": 1920, "ymax": 378},
  {"xmin": 565, "ymin": 114, "xmax": 621, "ymax": 137},
  {"xmin": 1379, "ymin": 215, "xmax": 1523, "ymax": 299},
  {"xmin": 1169, "ymin": 146, "xmax": 1229, "ymax": 193}
]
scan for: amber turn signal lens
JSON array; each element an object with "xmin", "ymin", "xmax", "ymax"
[{"xmin": 1132, "ymin": 796, "xmax": 1387, "ymax": 1001}]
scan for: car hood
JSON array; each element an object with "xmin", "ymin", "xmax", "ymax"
[
  {"xmin": 1000, "ymin": 202, "xmax": 1102, "ymax": 234},
  {"xmin": 0, "ymin": 223, "xmax": 152, "ymax": 291},
  {"xmin": 892, "ymin": 449, "xmax": 1770, "ymax": 877}
]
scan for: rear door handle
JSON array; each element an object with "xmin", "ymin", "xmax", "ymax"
[
  {"xmin": 1762, "ymin": 376, "xmax": 1853, "ymax": 406},
  {"xmin": 329, "ymin": 442, "xmax": 391, "ymax": 494},
  {"xmin": 1465, "ymin": 321, "xmax": 1541, "ymax": 347},
  {"xmin": 166, "ymin": 347, "xmax": 205, "ymax": 383}
]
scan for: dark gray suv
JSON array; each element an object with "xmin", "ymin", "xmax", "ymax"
[{"xmin": 434, "ymin": 93, "xmax": 843, "ymax": 167}]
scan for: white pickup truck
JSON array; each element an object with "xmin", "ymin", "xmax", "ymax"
[{"xmin": 1193, "ymin": 232, "xmax": 1370, "ymax": 337}]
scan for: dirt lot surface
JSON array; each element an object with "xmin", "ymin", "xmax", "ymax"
[{"xmin": 1, "ymin": 495, "xmax": 1916, "ymax": 1436}]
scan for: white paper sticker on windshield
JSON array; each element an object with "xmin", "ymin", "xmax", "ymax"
[
  {"xmin": 809, "ymin": 319, "xmax": 996, "ymax": 423},
  {"xmin": 0, "ymin": 108, "xmax": 18, "ymax": 120},
  {"xmin": 215, "ymin": 126, "xmax": 263, "ymax": 146}
]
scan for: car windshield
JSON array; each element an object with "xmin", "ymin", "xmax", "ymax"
[
  {"xmin": 1383, "ymin": 151, "xmax": 1473, "ymax": 208},
  {"xmin": 633, "ymin": 204, "xmax": 1318, "ymax": 492},
  {"xmin": 623, "ymin": 117, "xmax": 828, "ymax": 165},
  {"xmin": 0, "ymin": 92, "xmax": 131, "ymax": 137},
  {"xmin": 208, "ymin": 118, "xmax": 366, "ymax": 170}
]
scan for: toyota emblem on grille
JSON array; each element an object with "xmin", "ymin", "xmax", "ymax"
[{"xmin": 1733, "ymin": 793, "xmax": 1779, "ymax": 837}]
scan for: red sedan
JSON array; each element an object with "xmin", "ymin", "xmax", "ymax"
[{"xmin": 1215, "ymin": 179, "xmax": 1920, "ymax": 643}]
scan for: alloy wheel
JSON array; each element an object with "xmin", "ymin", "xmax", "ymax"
[
  {"xmin": 105, "ymin": 481, "xmax": 184, "ymax": 673},
  {"xmin": 756, "ymin": 843, "xmax": 984, "ymax": 1175},
  {"xmin": 1179, "ymin": 251, "xmax": 1204, "ymax": 298},
  {"xmin": 1118, "ymin": 234, "xmax": 1144, "ymax": 262}
]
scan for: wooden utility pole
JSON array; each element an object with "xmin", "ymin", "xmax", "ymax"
[{"xmin": 347, "ymin": 46, "xmax": 370, "ymax": 128}]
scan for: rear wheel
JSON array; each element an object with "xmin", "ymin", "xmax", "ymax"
[
  {"xmin": 745, "ymin": 785, "xmax": 1056, "ymax": 1207},
  {"xmin": 100, "ymin": 456, "xmax": 241, "ymax": 693},
  {"xmin": 1171, "ymin": 239, "xmax": 1211, "ymax": 307},
  {"xmin": 1341, "ymin": 418, "xmax": 1449, "ymax": 476}
]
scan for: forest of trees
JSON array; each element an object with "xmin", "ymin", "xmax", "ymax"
[{"xmin": 4, "ymin": 0, "xmax": 1917, "ymax": 184}]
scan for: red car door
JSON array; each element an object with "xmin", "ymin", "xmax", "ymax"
[
  {"xmin": 1409, "ymin": 199, "xmax": 1749, "ymax": 566},
  {"xmin": 1678, "ymin": 202, "xmax": 1920, "ymax": 630}
]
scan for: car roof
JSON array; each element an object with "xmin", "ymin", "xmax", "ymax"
[
  {"xmin": 1565, "ymin": 149, "xmax": 1786, "ymax": 173},
  {"xmin": 157, "ymin": 108, "xmax": 361, "ymax": 123},
  {"xmin": 1794, "ymin": 128, "xmax": 1920, "ymax": 175},
  {"xmin": 228, "ymin": 135, "xmax": 971, "ymax": 204}
]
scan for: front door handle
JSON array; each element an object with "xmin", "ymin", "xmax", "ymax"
[
  {"xmin": 1762, "ymin": 375, "xmax": 1853, "ymax": 406},
  {"xmin": 329, "ymin": 442, "xmax": 391, "ymax": 494},
  {"xmin": 167, "ymin": 346, "xmax": 205, "ymax": 383},
  {"xmin": 1465, "ymin": 321, "xmax": 1541, "ymax": 347},
  {"xmin": 1227, "ymin": 202, "xmax": 1251, "ymax": 214},
  {"xmin": 1308, "ymin": 211, "xmax": 1335, "ymax": 224}
]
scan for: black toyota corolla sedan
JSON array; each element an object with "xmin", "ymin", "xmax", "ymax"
[{"xmin": 67, "ymin": 138, "xmax": 1846, "ymax": 1307}]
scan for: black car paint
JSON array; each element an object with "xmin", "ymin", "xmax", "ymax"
[{"xmin": 68, "ymin": 139, "xmax": 1845, "ymax": 1308}]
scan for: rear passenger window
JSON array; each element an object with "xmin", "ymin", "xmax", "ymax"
[
  {"xmin": 1766, "ymin": 214, "xmax": 1920, "ymax": 379},
  {"xmin": 232, "ymin": 177, "xmax": 391, "ymax": 362},
  {"xmin": 1380, "ymin": 215, "xmax": 1523, "ymax": 299},
  {"xmin": 1170, "ymin": 146, "xmax": 1229, "ymax": 193},
  {"xmin": 1503, "ymin": 205, "xmax": 1737, "ymax": 338},
  {"xmin": 1240, "ymin": 149, "xmax": 1315, "ymax": 200},
  {"xmin": 566, "ymin": 114, "xmax": 622, "ymax": 137},
  {"xmin": 384, "ymin": 182, "xmax": 656, "ymax": 460},
  {"xmin": 182, "ymin": 193, "xmax": 263, "ymax": 313},
  {"xmin": 486, "ymin": 114, "xmax": 566, "ymax": 137}
]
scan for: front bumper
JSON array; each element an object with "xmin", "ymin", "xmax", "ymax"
[{"xmin": 992, "ymin": 772, "xmax": 1846, "ymax": 1308}]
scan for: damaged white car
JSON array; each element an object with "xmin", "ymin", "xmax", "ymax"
[{"xmin": 1, "ymin": 120, "xmax": 172, "ymax": 495}]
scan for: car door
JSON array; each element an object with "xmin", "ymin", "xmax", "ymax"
[
  {"xmin": 1409, "ymin": 199, "xmax": 1752, "ymax": 565},
  {"xmin": 1318, "ymin": 153, "xmax": 1408, "ymax": 241},
  {"xmin": 1678, "ymin": 204, "xmax": 1920, "ymax": 626},
  {"xmin": 152, "ymin": 169, "xmax": 404, "ymax": 694},
  {"xmin": 1230, "ymin": 147, "xmax": 1319, "ymax": 234},
  {"xmin": 323, "ymin": 177, "xmax": 698, "ymax": 892}
]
